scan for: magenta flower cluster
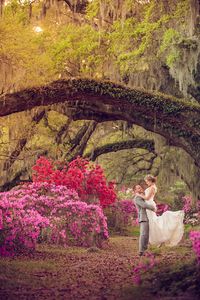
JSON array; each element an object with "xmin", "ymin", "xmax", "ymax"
[
  {"xmin": 132, "ymin": 252, "xmax": 156, "ymax": 285},
  {"xmin": 182, "ymin": 196, "xmax": 193, "ymax": 213},
  {"xmin": 0, "ymin": 192, "xmax": 49, "ymax": 256},
  {"xmin": 182, "ymin": 196, "xmax": 200, "ymax": 225},
  {"xmin": 190, "ymin": 231, "xmax": 200, "ymax": 263},
  {"xmin": 0, "ymin": 182, "xmax": 109, "ymax": 256},
  {"xmin": 182, "ymin": 196, "xmax": 200, "ymax": 213},
  {"xmin": 111, "ymin": 199, "xmax": 137, "ymax": 226},
  {"xmin": 156, "ymin": 203, "xmax": 169, "ymax": 216}
]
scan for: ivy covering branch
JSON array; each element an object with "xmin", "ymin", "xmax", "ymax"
[
  {"xmin": 0, "ymin": 78, "xmax": 200, "ymax": 167},
  {"xmin": 84, "ymin": 139, "xmax": 155, "ymax": 161}
]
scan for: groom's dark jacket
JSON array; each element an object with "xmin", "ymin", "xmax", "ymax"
[{"xmin": 134, "ymin": 195, "xmax": 155, "ymax": 223}]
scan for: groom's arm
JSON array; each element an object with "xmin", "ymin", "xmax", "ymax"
[{"xmin": 134, "ymin": 196, "xmax": 155, "ymax": 211}]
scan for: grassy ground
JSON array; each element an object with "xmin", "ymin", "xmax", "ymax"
[{"xmin": 0, "ymin": 226, "xmax": 199, "ymax": 300}]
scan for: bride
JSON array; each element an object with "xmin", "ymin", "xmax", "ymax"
[{"xmin": 138, "ymin": 174, "xmax": 184, "ymax": 247}]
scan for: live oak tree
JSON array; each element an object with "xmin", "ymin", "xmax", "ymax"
[
  {"xmin": 0, "ymin": 0, "xmax": 200, "ymax": 201},
  {"xmin": 0, "ymin": 78, "xmax": 200, "ymax": 199}
]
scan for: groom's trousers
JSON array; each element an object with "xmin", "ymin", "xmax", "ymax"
[{"xmin": 139, "ymin": 221, "xmax": 149, "ymax": 253}]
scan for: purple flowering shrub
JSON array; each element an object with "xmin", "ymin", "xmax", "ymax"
[
  {"xmin": 190, "ymin": 231, "xmax": 200, "ymax": 263},
  {"xmin": 0, "ymin": 182, "xmax": 109, "ymax": 256},
  {"xmin": 104, "ymin": 199, "xmax": 137, "ymax": 231},
  {"xmin": 0, "ymin": 196, "xmax": 49, "ymax": 256},
  {"xmin": 132, "ymin": 252, "xmax": 156, "ymax": 285},
  {"xmin": 182, "ymin": 196, "xmax": 200, "ymax": 225},
  {"xmin": 46, "ymin": 201, "xmax": 109, "ymax": 247},
  {"xmin": 117, "ymin": 199, "xmax": 138, "ymax": 225},
  {"xmin": 156, "ymin": 203, "xmax": 169, "ymax": 216}
]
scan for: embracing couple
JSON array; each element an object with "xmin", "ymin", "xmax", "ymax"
[{"xmin": 134, "ymin": 174, "xmax": 184, "ymax": 256}]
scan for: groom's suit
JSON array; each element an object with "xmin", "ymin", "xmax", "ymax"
[{"xmin": 134, "ymin": 195, "xmax": 155, "ymax": 254}]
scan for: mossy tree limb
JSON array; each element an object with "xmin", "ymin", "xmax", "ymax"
[
  {"xmin": 0, "ymin": 169, "xmax": 26, "ymax": 192},
  {"xmin": 61, "ymin": 0, "xmax": 89, "ymax": 14},
  {"xmin": 84, "ymin": 139, "xmax": 155, "ymax": 161},
  {"xmin": 55, "ymin": 118, "xmax": 72, "ymax": 144},
  {"xmin": 0, "ymin": 78, "xmax": 200, "ymax": 167},
  {"xmin": 3, "ymin": 110, "xmax": 46, "ymax": 171},
  {"xmin": 65, "ymin": 121, "xmax": 97, "ymax": 161}
]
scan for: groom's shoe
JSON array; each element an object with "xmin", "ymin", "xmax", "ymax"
[{"xmin": 139, "ymin": 252, "xmax": 144, "ymax": 256}]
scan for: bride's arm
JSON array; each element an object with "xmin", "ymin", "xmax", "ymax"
[{"xmin": 138, "ymin": 186, "xmax": 155, "ymax": 201}]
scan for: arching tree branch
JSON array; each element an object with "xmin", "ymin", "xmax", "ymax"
[
  {"xmin": 3, "ymin": 110, "xmax": 45, "ymax": 171},
  {"xmin": 55, "ymin": 118, "xmax": 72, "ymax": 144},
  {"xmin": 65, "ymin": 120, "xmax": 97, "ymax": 161},
  {"xmin": 84, "ymin": 138, "xmax": 155, "ymax": 161},
  {"xmin": 0, "ymin": 78, "xmax": 200, "ymax": 167},
  {"xmin": 0, "ymin": 169, "xmax": 26, "ymax": 192}
]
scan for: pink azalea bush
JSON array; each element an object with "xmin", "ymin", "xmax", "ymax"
[
  {"xmin": 182, "ymin": 196, "xmax": 200, "ymax": 225},
  {"xmin": 0, "ymin": 209, "xmax": 2, "ymax": 230},
  {"xmin": 0, "ymin": 191, "xmax": 49, "ymax": 256},
  {"xmin": 45, "ymin": 200, "xmax": 109, "ymax": 247},
  {"xmin": 115, "ymin": 199, "xmax": 137, "ymax": 226},
  {"xmin": 182, "ymin": 196, "xmax": 200, "ymax": 214},
  {"xmin": 182, "ymin": 196, "xmax": 192, "ymax": 213},
  {"xmin": 112, "ymin": 186, "xmax": 138, "ymax": 228},
  {"xmin": 156, "ymin": 203, "xmax": 169, "ymax": 216},
  {"xmin": 0, "ymin": 156, "xmax": 116, "ymax": 256},
  {"xmin": 0, "ymin": 182, "xmax": 109, "ymax": 256},
  {"xmin": 190, "ymin": 231, "xmax": 200, "ymax": 263},
  {"xmin": 132, "ymin": 252, "xmax": 156, "ymax": 285},
  {"xmin": 105, "ymin": 199, "xmax": 137, "ymax": 231}
]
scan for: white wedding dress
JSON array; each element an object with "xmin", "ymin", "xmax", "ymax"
[{"xmin": 145, "ymin": 186, "xmax": 185, "ymax": 246}]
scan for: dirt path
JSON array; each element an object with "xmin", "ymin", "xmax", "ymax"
[{"xmin": 0, "ymin": 236, "xmax": 196, "ymax": 300}]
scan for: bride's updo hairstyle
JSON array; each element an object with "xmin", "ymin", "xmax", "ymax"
[{"xmin": 144, "ymin": 174, "xmax": 157, "ymax": 183}]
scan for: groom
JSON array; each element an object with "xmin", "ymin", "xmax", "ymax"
[{"xmin": 134, "ymin": 185, "xmax": 155, "ymax": 256}]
